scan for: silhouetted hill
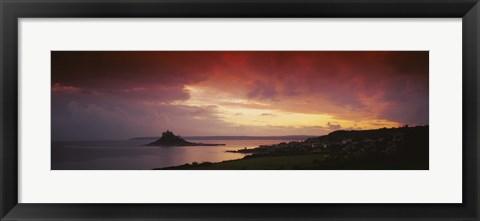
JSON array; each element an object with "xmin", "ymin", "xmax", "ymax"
[
  {"xmin": 132, "ymin": 135, "xmax": 315, "ymax": 140},
  {"xmin": 146, "ymin": 130, "xmax": 225, "ymax": 146},
  {"xmin": 158, "ymin": 126, "xmax": 429, "ymax": 170}
]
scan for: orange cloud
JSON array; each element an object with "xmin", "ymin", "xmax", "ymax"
[{"xmin": 51, "ymin": 51, "xmax": 427, "ymax": 140}]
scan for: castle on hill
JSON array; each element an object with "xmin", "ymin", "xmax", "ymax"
[{"xmin": 145, "ymin": 130, "xmax": 225, "ymax": 146}]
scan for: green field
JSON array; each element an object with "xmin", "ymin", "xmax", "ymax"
[
  {"xmin": 158, "ymin": 126, "xmax": 429, "ymax": 170},
  {"xmin": 160, "ymin": 154, "xmax": 327, "ymax": 170},
  {"xmin": 158, "ymin": 152, "xmax": 428, "ymax": 170}
]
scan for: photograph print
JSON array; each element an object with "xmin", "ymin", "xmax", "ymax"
[{"xmin": 51, "ymin": 51, "xmax": 429, "ymax": 170}]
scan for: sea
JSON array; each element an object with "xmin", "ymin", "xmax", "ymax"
[{"xmin": 51, "ymin": 139, "xmax": 291, "ymax": 170}]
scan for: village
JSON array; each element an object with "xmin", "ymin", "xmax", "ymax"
[
  {"xmin": 228, "ymin": 125, "xmax": 428, "ymax": 165},
  {"xmin": 160, "ymin": 126, "xmax": 428, "ymax": 170}
]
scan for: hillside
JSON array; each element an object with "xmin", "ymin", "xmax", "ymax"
[
  {"xmin": 146, "ymin": 130, "xmax": 225, "ymax": 146},
  {"xmin": 158, "ymin": 126, "xmax": 429, "ymax": 170}
]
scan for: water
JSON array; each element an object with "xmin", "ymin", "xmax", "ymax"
[{"xmin": 52, "ymin": 139, "xmax": 291, "ymax": 170}]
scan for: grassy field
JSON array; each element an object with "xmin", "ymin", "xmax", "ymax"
[
  {"xmin": 160, "ymin": 154, "xmax": 327, "ymax": 170},
  {"xmin": 158, "ymin": 126, "xmax": 429, "ymax": 170},
  {"xmin": 158, "ymin": 152, "xmax": 428, "ymax": 170}
]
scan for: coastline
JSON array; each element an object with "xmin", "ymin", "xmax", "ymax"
[{"xmin": 154, "ymin": 126, "xmax": 429, "ymax": 170}]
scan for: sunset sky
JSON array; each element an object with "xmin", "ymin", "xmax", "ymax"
[{"xmin": 51, "ymin": 51, "xmax": 428, "ymax": 141}]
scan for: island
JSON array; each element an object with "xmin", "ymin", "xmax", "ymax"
[
  {"xmin": 155, "ymin": 125, "xmax": 428, "ymax": 170},
  {"xmin": 146, "ymin": 130, "xmax": 226, "ymax": 146}
]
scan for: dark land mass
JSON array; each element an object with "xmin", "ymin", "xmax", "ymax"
[
  {"xmin": 132, "ymin": 135, "xmax": 315, "ymax": 141},
  {"xmin": 146, "ymin": 130, "xmax": 225, "ymax": 146},
  {"xmin": 156, "ymin": 126, "xmax": 428, "ymax": 170}
]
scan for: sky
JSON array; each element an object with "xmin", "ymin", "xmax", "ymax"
[{"xmin": 51, "ymin": 51, "xmax": 428, "ymax": 141}]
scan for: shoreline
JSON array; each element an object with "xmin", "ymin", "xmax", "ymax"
[{"xmin": 154, "ymin": 126, "xmax": 429, "ymax": 170}]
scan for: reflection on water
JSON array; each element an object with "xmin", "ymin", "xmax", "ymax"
[{"xmin": 52, "ymin": 139, "xmax": 289, "ymax": 170}]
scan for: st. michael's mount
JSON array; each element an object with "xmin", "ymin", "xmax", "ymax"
[{"xmin": 145, "ymin": 130, "xmax": 226, "ymax": 146}]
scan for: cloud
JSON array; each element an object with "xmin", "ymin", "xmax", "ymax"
[
  {"xmin": 53, "ymin": 100, "xmax": 227, "ymax": 140},
  {"xmin": 52, "ymin": 83, "xmax": 80, "ymax": 93},
  {"xmin": 247, "ymin": 81, "xmax": 279, "ymax": 100},
  {"xmin": 51, "ymin": 51, "xmax": 428, "ymax": 140},
  {"xmin": 326, "ymin": 122, "xmax": 342, "ymax": 131},
  {"xmin": 260, "ymin": 113, "xmax": 275, "ymax": 117}
]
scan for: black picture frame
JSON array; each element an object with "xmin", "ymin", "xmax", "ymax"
[{"xmin": 1, "ymin": 0, "xmax": 479, "ymax": 220}]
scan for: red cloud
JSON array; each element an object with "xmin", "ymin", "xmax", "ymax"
[{"xmin": 51, "ymin": 51, "xmax": 428, "ymax": 140}]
